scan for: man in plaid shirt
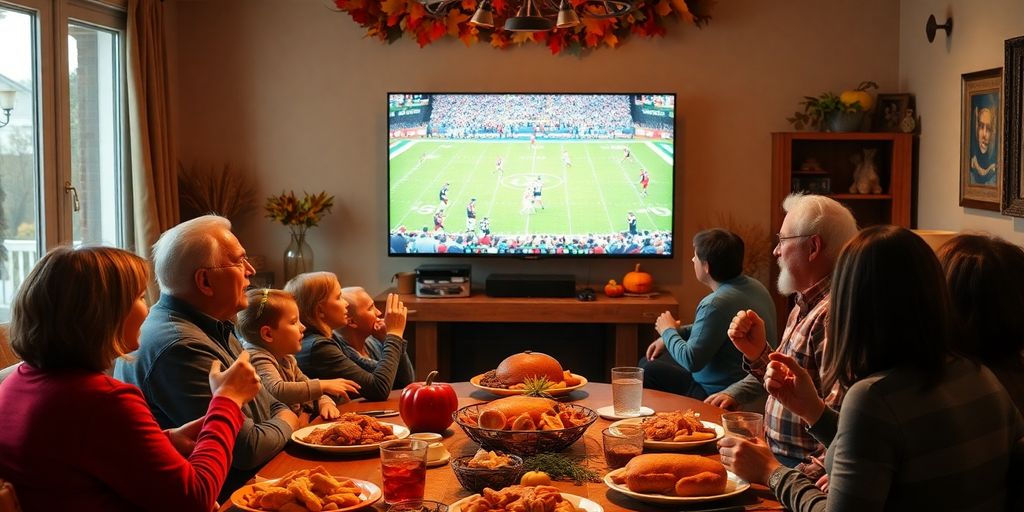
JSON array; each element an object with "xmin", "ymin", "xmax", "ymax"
[{"xmin": 709, "ymin": 194, "xmax": 858, "ymax": 471}]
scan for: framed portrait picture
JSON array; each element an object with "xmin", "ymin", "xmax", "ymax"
[
  {"xmin": 1003, "ymin": 36, "xmax": 1024, "ymax": 217},
  {"xmin": 960, "ymin": 67, "xmax": 1003, "ymax": 211},
  {"xmin": 872, "ymin": 93, "xmax": 912, "ymax": 132}
]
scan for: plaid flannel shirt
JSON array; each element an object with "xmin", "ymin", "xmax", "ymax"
[{"xmin": 746, "ymin": 276, "xmax": 841, "ymax": 464}]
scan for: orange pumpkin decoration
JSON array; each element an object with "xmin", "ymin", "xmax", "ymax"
[
  {"xmin": 604, "ymin": 279, "xmax": 625, "ymax": 298},
  {"xmin": 623, "ymin": 264, "xmax": 654, "ymax": 293}
]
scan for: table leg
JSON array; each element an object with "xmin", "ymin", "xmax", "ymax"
[
  {"xmin": 614, "ymin": 323, "xmax": 638, "ymax": 368},
  {"xmin": 415, "ymin": 321, "xmax": 439, "ymax": 380}
]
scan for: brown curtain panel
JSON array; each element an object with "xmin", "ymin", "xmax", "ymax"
[{"xmin": 126, "ymin": 0, "xmax": 178, "ymax": 263}]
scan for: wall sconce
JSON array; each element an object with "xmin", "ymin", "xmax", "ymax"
[
  {"xmin": 0, "ymin": 90, "xmax": 14, "ymax": 128},
  {"xmin": 926, "ymin": 14, "xmax": 952, "ymax": 43}
]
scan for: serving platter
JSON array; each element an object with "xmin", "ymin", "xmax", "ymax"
[
  {"xmin": 469, "ymin": 373, "xmax": 588, "ymax": 397},
  {"xmin": 449, "ymin": 492, "xmax": 602, "ymax": 512},
  {"xmin": 608, "ymin": 417, "xmax": 724, "ymax": 450},
  {"xmin": 231, "ymin": 476, "xmax": 381, "ymax": 512},
  {"xmin": 603, "ymin": 468, "xmax": 749, "ymax": 504},
  {"xmin": 290, "ymin": 422, "xmax": 410, "ymax": 453}
]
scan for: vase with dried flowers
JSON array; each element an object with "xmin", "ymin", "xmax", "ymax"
[{"xmin": 265, "ymin": 191, "xmax": 335, "ymax": 282}]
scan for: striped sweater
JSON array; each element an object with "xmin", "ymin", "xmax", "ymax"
[{"xmin": 771, "ymin": 357, "xmax": 1024, "ymax": 511}]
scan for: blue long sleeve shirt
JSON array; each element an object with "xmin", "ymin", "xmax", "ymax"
[{"xmin": 659, "ymin": 274, "xmax": 778, "ymax": 394}]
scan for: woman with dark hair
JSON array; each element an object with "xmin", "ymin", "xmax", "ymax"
[
  {"xmin": 938, "ymin": 233, "xmax": 1024, "ymax": 411},
  {"xmin": 0, "ymin": 246, "xmax": 261, "ymax": 511},
  {"xmin": 719, "ymin": 226, "xmax": 1024, "ymax": 511}
]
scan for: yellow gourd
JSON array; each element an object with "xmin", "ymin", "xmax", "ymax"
[{"xmin": 520, "ymin": 471, "xmax": 552, "ymax": 486}]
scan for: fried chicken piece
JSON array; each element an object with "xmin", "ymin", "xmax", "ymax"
[
  {"xmin": 256, "ymin": 488, "xmax": 294, "ymax": 510},
  {"xmin": 288, "ymin": 479, "xmax": 323, "ymax": 511}
]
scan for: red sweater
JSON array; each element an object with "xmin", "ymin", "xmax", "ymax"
[{"xmin": 0, "ymin": 364, "xmax": 243, "ymax": 511}]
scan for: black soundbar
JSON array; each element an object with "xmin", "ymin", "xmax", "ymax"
[{"xmin": 485, "ymin": 273, "xmax": 576, "ymax": 298}]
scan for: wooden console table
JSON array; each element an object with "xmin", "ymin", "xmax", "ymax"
[{"xmin": 374, "ymin": 290, "xmax": 679, "ymax": 380}]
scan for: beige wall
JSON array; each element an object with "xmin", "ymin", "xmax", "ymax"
[
  {"xmin": 169, "ymin": 0, "xmax": 899, "ymax": 320},
  {"xmin": 901, "ymin": 0, "xmax": 1024, "ymax": 242}
]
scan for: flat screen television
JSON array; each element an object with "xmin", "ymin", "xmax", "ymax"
[{"xmin": 387, "ymin": 93, "xmax": 675, "ymax": 257}]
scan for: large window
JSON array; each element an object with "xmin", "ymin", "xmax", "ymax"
[{"xmin": 0, "ymin": 0, "xmax": 128, "ymax": 320}]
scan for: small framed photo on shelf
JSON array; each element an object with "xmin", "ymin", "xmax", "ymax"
[
  {"xmin": 1003, "ymin": 36, "xmax": 1024, "ymax": 217},
  {"xmin": 791, "ymin": 176, "xmax": 831, "ymax": 195},
  {"xmin": 960, "ymin": 67, "xmax": 1002, "ymax": 211},
  {"xmin": 872, "ymin": 93, "xmax": 912, "ymax": 132}
]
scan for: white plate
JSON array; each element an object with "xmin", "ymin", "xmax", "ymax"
[
  {"xmin": 450, "ymin": 492, "xmax": 602, "ymax": 512},
  {"xmin": 596, "ymin": 405, "xmax": 655, "ymax": 420},
  {"xmin": 291, "ymin": 422, "xmax": 410, "ymax": 453},
  {"xmin": 603, "ymin": 468, "xmax": 750, "ymax": 504},
  {"xmin": 426, "ymin": 451, "xmax": 451, "ymax": 468},
  {"xmin": 231, "ymin": 476, "xmax": 381, "ymax": 512},
  {"xmin": 608, "ymin": 418, "xmax": 724, "ymax": 449}
]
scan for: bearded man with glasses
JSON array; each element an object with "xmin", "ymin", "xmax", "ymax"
[
  {"xmin": 707, "ymin": 194, "xmax": 858, "ymax": 478},
  {"xmin": 115, "ymin": 215, "xmax": 304, "ymax": 501}
]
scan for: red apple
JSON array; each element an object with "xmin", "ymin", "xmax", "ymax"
[{"xmin": 399, "ymin": 370, "xmax": 459, "ymax": 433}]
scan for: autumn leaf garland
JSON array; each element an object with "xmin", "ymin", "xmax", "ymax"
[{"xmin": 334, "ymin": 0, "xmax": 714, "ymax": 54}]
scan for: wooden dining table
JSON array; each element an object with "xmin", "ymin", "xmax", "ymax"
[{"xmin": 220, "ymin": 382, "xmax": 782, "ymax": 511}]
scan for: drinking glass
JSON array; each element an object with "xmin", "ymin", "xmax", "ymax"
[
  {"xmin": 602, "ymin": 425, "xmax": 644, "ymax": 469},
  {"xmin": 721, "ymin": 412, "xmax": 764, "ymax": 441},
  {"xmin": 611, "ymin": 366, "xmax": 644, "ymax": 416},
  {"xmin": 380, "ymin": 439, "xmax": 428, "ymax": 504}
]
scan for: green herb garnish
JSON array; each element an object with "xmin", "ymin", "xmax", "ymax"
[{"xmin": 522, "ymin": 453, "xmax": 600, "ymax": 485}]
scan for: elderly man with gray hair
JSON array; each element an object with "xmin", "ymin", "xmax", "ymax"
[
  {"xmin": 708, "ymin": 193, "xmax": 858, "ymax": 475},
  {"xmin": 115, "ymin": 215, "xmax": 302, "ymax": 500}
]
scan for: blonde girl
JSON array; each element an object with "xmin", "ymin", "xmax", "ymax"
[{"xmin": 236, "ymin": 288, "xmax": 359, "ymax": 419}]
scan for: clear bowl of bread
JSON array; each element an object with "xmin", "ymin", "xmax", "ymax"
[
  {"xmin": 450, "ymin": 449, "xmax": 525, "ymax": 493},
  {"xmin": 453, "ymin": 395, "xmax": 598, "ymax": 456}
]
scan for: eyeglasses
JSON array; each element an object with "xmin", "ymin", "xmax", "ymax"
[
  {"xmin": 775, "ymin": 233, "xmax": 813, "ymax": 245},
  {"xmin": 203, "ymin": 255, "xmax": 253, "ymax": 271},
  {"xmin": 255, "ymin": 288, "xmax": 270, "ymax": 319}
]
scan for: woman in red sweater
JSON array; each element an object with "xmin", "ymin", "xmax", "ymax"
[{"xmin": 0, "ymin": 246, "xmax": 261, "ymax": 511}]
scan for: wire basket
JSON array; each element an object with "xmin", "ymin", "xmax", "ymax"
[
  {"xmin": 450, "ymin": 454, "xmax": 524, "ymax": 493},
  {"xmin": 453, "ymin": 403, "xmax": 598, "ymax": 456}
]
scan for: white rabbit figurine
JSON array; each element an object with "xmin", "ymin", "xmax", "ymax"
[{"xmin": 850, "ymin": 148, "xmax": 882, "ymax": 194}]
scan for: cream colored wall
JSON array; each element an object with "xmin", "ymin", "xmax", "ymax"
[
  {"xmin": 901, "ymin": 0, "xmax": 1024, "ymax": 243},
  {"xmin": 169, "ymin": 0, "xmax": 898, "ymax": 321}
]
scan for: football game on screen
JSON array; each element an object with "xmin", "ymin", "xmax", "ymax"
[{"xmin": 387, "ymin": 93, "xmax": 675, "ymax": 256}]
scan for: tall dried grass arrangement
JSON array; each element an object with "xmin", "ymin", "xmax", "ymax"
[
  {"xmin": 178, "ymin": 162, "xmax": 256, "ymax": 222},
  {"xmin": 702, "ymin": 213, "xmax": 773, "ymax": 286}
]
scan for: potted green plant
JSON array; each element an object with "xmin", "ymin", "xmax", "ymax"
[{"xmin": 787, "ymin": 81, "xmax": 878, "ymax": 132}]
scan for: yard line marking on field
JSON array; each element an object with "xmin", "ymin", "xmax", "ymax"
[
  {"xmin": 644, "ymin": 141, "xmax": 673, "ymax": 165},
  {"xmin": 391, "ymin": 141, "xmax": 463, "ymax": 229},
  {"xmin": 561, "ymin": 143, "xmax": 574, "ymax": 233},
  {"xmin": 584, "ymin": 142, "xmax": 615, "ymax": 232},
  {"xmin": 389, "ymin": 139, "xmax": 417, "ymax": 158}
]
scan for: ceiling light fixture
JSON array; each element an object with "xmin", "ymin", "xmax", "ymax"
[{"xmin": 421, "ymin": 0, "xmax": 632, "ymax": 32}]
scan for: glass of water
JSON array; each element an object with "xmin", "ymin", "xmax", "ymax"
[
  {"xmin": 611, "ymin": 366, "xmax": 644, "ymax": 416},
  {"xmin": 721, "ymin": 412, "xmax": 764, "ymax": 441}
]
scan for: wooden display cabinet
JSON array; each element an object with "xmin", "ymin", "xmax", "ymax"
[{"xmin": 770, "ymin": 132, "xmax": 914, "ymax": 325}]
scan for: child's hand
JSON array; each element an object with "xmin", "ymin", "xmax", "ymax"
[
  {"xmin": 320, "ymin": 402, "xmax": 341, "ymax": 420},
  {"xmin": 384, "ymin": 293, "xmax": 408, "ymax": 338},
  {"xmin": 654, "ymin": 311, "xmax": 678, "ymax": 335},
  {"xmin": 321, "ymin": 378, "xmax": 360, "ymax": 399}
]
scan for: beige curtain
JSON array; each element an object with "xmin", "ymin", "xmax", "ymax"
[{"xmin": 126, "ymin": 0, "xmax": 178, "ymax": 263}]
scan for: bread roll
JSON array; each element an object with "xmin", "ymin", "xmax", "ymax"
[
  {"xmin": 611, "ymin": 454, "xmax": 727, "ymax": 497},
  {"xmin": 479, "ymin": 396, "xmax": 558, "ymax": 428}
]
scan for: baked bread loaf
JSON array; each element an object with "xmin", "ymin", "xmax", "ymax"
[
  {"xmin": 610, "ymin": 453, "xmax": 727, "ymax": 497},
  {"xmin": 495, "ymin": 351, "xmax": 564, "ymax": 385},
  {"xmin": 479, "ymin": 395, "xmax": 558, "ymax": 427}
]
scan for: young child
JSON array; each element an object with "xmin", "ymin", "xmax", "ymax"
[{"xmin": 236, "ymin": 288, "xmax": 360, "ymax": 420}]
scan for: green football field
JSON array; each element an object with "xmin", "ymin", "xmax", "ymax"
[{"xmin": 388, "ymin": 139, "xmax": 674, "ymax": 237}]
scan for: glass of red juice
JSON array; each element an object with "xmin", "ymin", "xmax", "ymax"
[
  {"xmin": 380, "ymin": 439, "xmax": 428, "ymax": 504},
  {"xmin": 603, "ymin": 425, "xmax": 644, "ymax": 469}
]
